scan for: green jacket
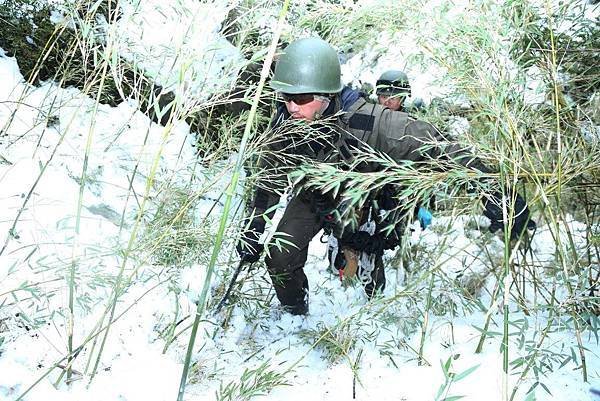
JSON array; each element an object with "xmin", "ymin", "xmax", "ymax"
[
  {"xmin": 247, "ymin": 92, "xmax": 490, "ymax": 226},
  {"xmin": 339, "ymin": 97, "xmax": 489, "ymax": 171}
]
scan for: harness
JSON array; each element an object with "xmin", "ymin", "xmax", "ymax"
[
  {"xmin": 269, "ymin": 95, "xmax": 413, "ymax": 286},
  {"xmin": 324, "ymin": 98, "xmax": 410, "ymax": 285}
]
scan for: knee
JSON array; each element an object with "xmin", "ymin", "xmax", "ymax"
[{"xmin": 265, "ymin": 244, "xmax": 295, "ymax": 274}]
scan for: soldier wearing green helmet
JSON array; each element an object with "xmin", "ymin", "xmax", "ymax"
[
  {"xmin": 376, "ymin": 70, "xmax": 412, "ymax": 112},
  {"xmin": 236, "ymin": 37, "xmax": 535, "ymax": 315},
  {"xmin": 270, "ymin": 37, "xmax": 344, "ymax": 95}
]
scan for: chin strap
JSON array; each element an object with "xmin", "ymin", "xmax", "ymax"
[{"xmin": 313, "ymin": 96, "xmax": 331, "ymax": 120}]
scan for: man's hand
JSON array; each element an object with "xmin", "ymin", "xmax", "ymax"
[
  {"xmin": 483, "ymin": 191, "xmax": 536, "ymax": 240},
  {"xmin": 311, "ymin": 191, "xmax": 338, "ymax": 233},
  {"xmin": 236, "ymin": 220, "xmax": 265, "ymax": 263}
]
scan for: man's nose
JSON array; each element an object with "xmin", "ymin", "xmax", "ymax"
[{"xmin": 286, "ymin": 101, "xmax": 300, "ymax": 113}]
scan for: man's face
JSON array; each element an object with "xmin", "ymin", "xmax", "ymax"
[
  {"xmin": 281, "ymin": 93, "xmax": 330, "ymax": 122},
  {"xmin": 378, "ymin": 94, "xmax": 405, "ymax": 111}
]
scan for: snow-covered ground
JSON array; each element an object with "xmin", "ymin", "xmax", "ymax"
[{"xmin": 1, "ymin": 1, "xmax": 600, "ymax": 400}]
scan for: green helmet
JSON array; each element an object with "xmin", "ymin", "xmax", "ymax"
[
  {"xmin": 271, "ymin": 38, "xmax": 343, "ymax": 94},
  {"xmin": 376, "ymin": 70, "xmax": 411, "ymax": 97}
]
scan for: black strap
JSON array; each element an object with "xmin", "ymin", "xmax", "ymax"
[{"xmin": 348, "ymin": 113, "xmax": 375, "ymax": 131}]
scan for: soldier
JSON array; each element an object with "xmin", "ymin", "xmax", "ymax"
[
  {"xmin": 375, "ymin": 69, "xmax": 426, "ymax": 114},
  {"xmin": 375, "ymin": 70, "xmax": 411, "ymax": 111},
  {"xmin": 236, "ymin": 38, "xmax": 534, "ymax": 315}
]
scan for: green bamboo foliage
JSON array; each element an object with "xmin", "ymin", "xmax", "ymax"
[
  {"xmin": 2, "ymin": 1, "xmax": 599, "ymax": 400},
  {"xmin": 176, "ymin": 2, "xmax": 291, "ymax": 400}
]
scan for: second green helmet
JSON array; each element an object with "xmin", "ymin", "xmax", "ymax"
[
  {"xmin": 376, "ymin": 70, "xmax": 411, "ymax": 97},
  {"xmin": 271, "ymin": 38, "xmax": 343, "ymax": 94}
]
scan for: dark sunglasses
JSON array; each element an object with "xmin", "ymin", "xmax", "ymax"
[{"xmin": 279, "ymin": 93, "xmax": 319, "ymax": 105}]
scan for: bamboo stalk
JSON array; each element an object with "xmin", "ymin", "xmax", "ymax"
[{"xmin": 175, "ymin": 2, "xmax": 291, "ymax": 399}]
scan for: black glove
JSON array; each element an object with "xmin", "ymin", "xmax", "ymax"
[
  {"xmin": 375, "ymin": 221, "xmax": 403, "ymax": 250},
  {"xmin": 310, "ymin": 191, "xmax": 339, "ymax": 234},
  {"xmin": 236, "ymin": 219, "xmax": 265, "ymax": 263},
  {"xmin": 382, "ymin": 231, "xmax": 402, "ymax": 250},
  {"xmin": 483, "ymin": 191, "xmax": 536, "ymax": 240},
  {"xmin": 341, "ymin": 231, "xmax": 385, "ymax": 254},
  {"xmin": 377, "ymin": 184, "xmax": 399, "ymax": 211}
]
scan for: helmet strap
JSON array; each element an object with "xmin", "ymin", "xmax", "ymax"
[{"xmin": 313, "ymin": 96, "xmax": 331, "ymax": 120}]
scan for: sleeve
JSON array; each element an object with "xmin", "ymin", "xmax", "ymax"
[
  {"xmin": 406, "ymin": 120, "xmax": 492, "ymax": 173},
  {"xmin": 246, "ymin": 179, "xmax": 281, "ymax": 232},
  {"xmin": 377, "ymin": 112, "xmax": 535, "ymax": 239},
  {"xmin": 379, "ymin": 110, "xmax": 492, "ymax": 173},
  {"xmin": 243, "ymin": 106, "xmax": 289, "ymax": 231}
]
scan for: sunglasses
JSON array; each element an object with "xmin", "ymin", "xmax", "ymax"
[{"xmin": 280, "ymin": 93, "xmax": 327, "ymax": 105}]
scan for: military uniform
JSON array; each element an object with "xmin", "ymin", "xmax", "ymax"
[
  {"xmin": 238, "ymin": 38, "xmax": 532, "ymax": 315},
  {"xmin": 246, "ymin": 87, "xmax": 490, "ymax": 314}
]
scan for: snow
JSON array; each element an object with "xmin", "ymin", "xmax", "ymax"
[
  {"xmin": 0, "ymin": 40, "xmax": 220, "ymax": 400},
  {"xmin": 341, "ymin": 0, "xmax": 598, "ymax": 108},
  {"xmin": 1, "ymin": 1, "xmax": 600, "ymax": 401},
  {"xmin": 109, "ymin": 0, "xmax": 243, "ymax": 96}
]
